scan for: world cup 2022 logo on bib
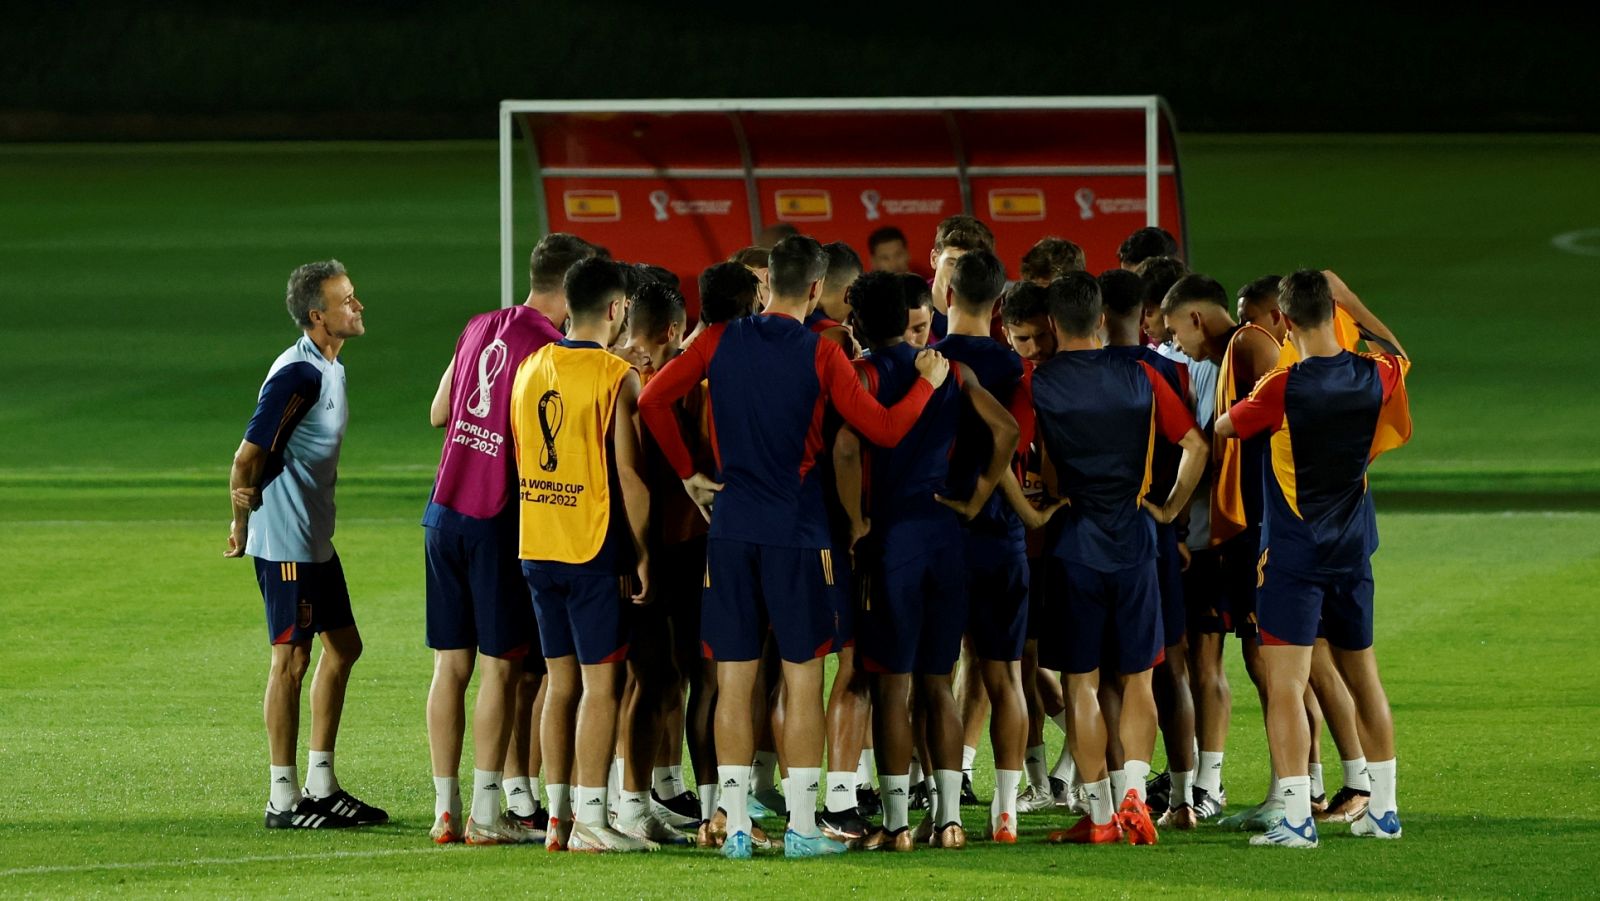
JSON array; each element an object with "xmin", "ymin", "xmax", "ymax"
[
  {"xmin": 537, "ymin": 390, "xmax": 564, "ymax": 473},
  {"xmin": 467, "ymin": 339, "xmax": 508, "ymax": 418}
]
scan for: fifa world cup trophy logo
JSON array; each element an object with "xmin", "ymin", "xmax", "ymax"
[
  {"xmin": 467, "ymin": 339, "xmax": 508, "ymax": 418},
  {"xmin": 537, "ymin": 390, "xmax": 564, "ymax": 473}
]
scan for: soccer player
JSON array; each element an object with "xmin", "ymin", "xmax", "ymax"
[
  {"xmin": 639, "ymin": 235, "xmax": 948, "ymax": 859},
  {"xmin": 901, "ymin": 275, "xmax": 935, "ymax": 348},
  {"xmin": 868, "ymin": 225, "xmax": 912, "ymax": 274},
  {"xmin": 807, "ymin": 242, "xmax": 861, "ymax": 355},
  {"xmin": 1237, "ymin": 275, "xmax": 1288, "ymax": 344},
  {"xmin": 1136, "ymin": 256, "xmax": 1189, "ymax": 351},
  {"xmin": 421, "ymin": 234, "xmax": 587, "ymax": 844},
  {"xmin": 933, "ymin": 249, "xmax": 1034, "ymax": 839},
  {"xmin": 1032, "ymin": 272, "xmax": 1208, "ymax": 845},
  {"xmin": 1219, "ymin": 270, "xmax": 1411, "ymax": 848},
  {"xmin": 838, "ymin": 271, "xmax": 1019, "ymax": 848},
  {"xmin": 1020, "ymin": 237, "xmax": 1087, "ymax": 285},
  {"xmin": 227, "ymin": 260, "xmax": 387, "ymax": 830},
  {"xmin": 927, "ymin": 215, "xmax": 995, "ymax": 341},
  {"xmin": 1099, "ymin": 267, "xmax": 1202, "ymax": 829},
  {"xmin": 510, "ymin": 258, "xmax": 655, "ymax": 853},
  {"xmin": 1117, "ymin": 227, "xmax": 1180, "ymax": 270}
]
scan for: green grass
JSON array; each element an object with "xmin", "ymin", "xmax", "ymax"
[{"xmin": 2, "ymin": 137, "xmax": 1598, "ymax": 896}]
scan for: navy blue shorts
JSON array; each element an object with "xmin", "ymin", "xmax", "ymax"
[
  {"xmin": 856, "ymin": 548, "xmax": 967, "ymax": 675},
  {"xmin": 1218, "ymin": 533, "xmax": 1262, "ymax": 640},
  {"xmin": 966, "ymin": 551, "xmax": 1030, "ymax": 662},
  {"xmin": 647, "ymin": 536, "xmax": 708, "ymax": 666},
  {"xmin": 1057, "ymin": 559, "xmax": 1164, "ymax": 676},
  {"xmin": 830, "ymin": 545, "xmax": 856, "ymax": 651},
  {"xmin": 1031, "ymin": 555, "xmax": 1068, "ymax": 671},
  {"xmin": 1025, "ymin": 556, "xmax": 1047, "ymax": 642},
  {"xmin": 1257, "ymin": 554, "xmax": 1375, "ymax": 651},
  {"xmin": 524, "ymin": 563, "xmax": 632, "ymax": 665},
  {"xmin": 424, "ymin": 525, "xmax": 534, "ymax": 659},
  {"xmin": 1182, "ymin": 547, "xmax": 1231, "ymax": 635},
  {"xmin": 254, "ymin": 552, "xmax": 355, "ymax": 645},
  {"xmin": 701, "ymin": 538, "xmax": 839, "ymax": 663},
  {"xmin": 1155, "ymin": 523, "xmax": 1187, "ymax": 648}
]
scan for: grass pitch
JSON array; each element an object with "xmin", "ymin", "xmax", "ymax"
[{"xmin": 1, "ymin": 136, "xmax": 1598, "ymax": 896}]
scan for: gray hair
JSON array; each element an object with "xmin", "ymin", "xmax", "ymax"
[{"xmin": 285, "ymin": 259, "xmax": 347, "ymax": 328}]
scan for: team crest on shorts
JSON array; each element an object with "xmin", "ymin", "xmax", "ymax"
[{"xmin": 297, "ymin": 601, "xmax": 314, "ymax": 630}]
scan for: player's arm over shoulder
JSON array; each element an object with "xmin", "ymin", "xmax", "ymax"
[{"xmin": 1217, "ymin": 367, "xmax": 1289, "ymax": 441}]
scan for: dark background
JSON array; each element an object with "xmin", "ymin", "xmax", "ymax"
[{"xmin": 3, "ymin": 2, "xmax": 1594, "ymax": 140}]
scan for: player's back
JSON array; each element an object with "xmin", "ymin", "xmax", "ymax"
[
  {"xmin": 1107, "ymin": 345, "xmax": 1187, "ymax": 499},
  {"xmin": 1032, "ymin": 349, "xmax": 1159, "ymax": 571},
  {"xmin": 932, "ymin": 333, "xmax": 1025, "ymax": 549},
  {"xmin": 861, "ymin": 342, "xmax": 964, "ymax": 565}
]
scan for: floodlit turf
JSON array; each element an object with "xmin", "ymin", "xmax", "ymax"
[{"xmin": 2, "ymin": 137, "xmax": 1598, "ymax": 896}]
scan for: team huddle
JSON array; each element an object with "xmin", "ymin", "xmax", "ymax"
[{"xmin": 227, "ymin": 215, "xmax": 1412, "ymax": 855}]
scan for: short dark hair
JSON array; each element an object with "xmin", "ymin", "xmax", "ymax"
[
  {"xmin": 1160, "ymin": 273, "xmax": 1230, "ymax": 316},
  {"xmin": 530, "ymin": 233, "xmax": 598, "ymax": 293},
  {"xmin": 768, "ymin": 235, "xmax": 828, "ymax": 298},
  {"xmin": 1136, "ymin": 256, "xmax": 1190, "ymax": 308},
  {"xmin": 728, "ymin": 245, "xmax": 770, "ymax": 268},
  {"xmin": 285, "ymin": 259, "xmax": 346, "ymax": 328},
  {"xmin": 1001, "ymin": 281, "xmax": 1050, "ymax": 326},
  {"xmin": 845, "ymin": 270, "xmax": 911, "ymax": 346},
  {"xmin": 898, "ymin": 272, "xmax": 932, "ymax": 309},
  {"xmin": 1097, "ymin": 268, "xmax": 1146, "ymax": 318},
  {"xmin": 868, "ymin": 226, "xmax": 907, "ymax": 253},
  {"xmin": 1046, "ymin": 271, "xmax": 1102, "ymax": 338},
  {"xmin": 1021, "ymin": 237, "xmax": 1086, "ymax": 282},
  {"xmin": 951, "ymin": 248, "xmax": 1007, "ymax": 308},
  {"xmin": 933, "ymin": 215, "xmax": 994, "ymax": 253},
  {"xmin": 629, "ymin": 281, "xmax": 686, "ymax": 339},
  {"xmin": 1277, "ymin": 270, "xmax": 1334, "ymax": 328},
  {"xmin": 1118, "ymin": 227, "xmax": 1180, "ymax": 267},
  {"xmin": 822, "ymin": 241, "xmax": 863, "ymax": 292},
  {"xmin": 698, "ymin": 262, "xmax": 760, "ymax": 324},
  {"xmin": 563, "ymin": 258, "xmax": 626, "ymax": 322},
  {"xmin": 1238, "ymin": 274, "xmax": 1284, "ymax": 307}
]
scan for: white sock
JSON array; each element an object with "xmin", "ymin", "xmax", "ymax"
[
  {"xmin": 1085, "ymin": 778, "xmax": 1113, "ymax": 825},
  {"xmin": 433, "ymin": 775, "xmax": 459, "ymax": 819},
  {"xmin": 1343, "ymin": 756, "xmax": 1372, "ymax": 792},
  {"xmin": 1171, "ymin": 769, "xmax": 1195, "ymax": 809},
  {"xmin": 856, "ymin": 749, "xmax": 874, "ymax": 789},
  {"xmin": 503, "ymin": 776, "xmax": 535, "ymax": 816},
  {"xmin": 751, "ymin": 751, "xmax": 779, "ymax": 793},
  {"xmin": 719, "ymin": 765, "xmax": 752, "ymax": 835},
  {"xmin": 934, "ymin": 769, "xmax": 962, "ymax": 826},
  {"xmin": 471, "ymin": 769, "xmax": 502, "ymax": 824},
  {"xmin": 616, "ymin": 789, "xmax": 649, "ymax": 829},
  {"xmin": 1367, "ymin": 758, "xmax": 1397, "ymax": 815},
  {"xmin": 1110, "ymin": 768, "xmax": 1128, "ymax": 802},
  {"xmin": 1025, "ymin": 744, "xmax": 1048, "ymax": 791},
  {"xmin": 306, "ymin": 750, "xmax": 338, "ymax": 798},
  {"xmin": 1049, "ymin": 711, "xmax": 1067, "ymax": 734},
  {"xmin": 824, "ymin": 770, "xmax": 857, "ymax": 813},
  {"xmin": 545, "ymin": 783, "xmax": 571, "ymax": 822},
  {"xmin": 1124, "ymin": 760, "xmax": 1151, "ymax": 803},
  {"xmin": 1050, "ymin": 747, "xmax": 1076, "ymax": 785},
  {"xmin": 786, "ymin": 768, "xmax": 821, "ymax": 834},
  {"xmin": 1309, "ymin": 762, "xmax": 1325, "ymax": 798},
  {"xmin": 609, "ymin": 757, "xmax": 623, "ymax": 807},
  {"xmin": 882, "ymin": 774, "xmax": 911, "ymax": 832},
  {"xmin": 574, "ymin": 785, "xmax": 607, "ymax": 827},
  {"xmin": 909, "ymin": 754, "xmax": 924, "ymax": 785},
  {"xmin": 668, "ymin": 764, "xmax": 686, "ymax": 797},
  {"xmin": 1279, "ymin": 774, "xmax": 1312, "ymax": 824},
  {"xmin": 961, "ymin": 745, "xmax": 977, "ymax": 777},
  {"xmin": 653, "ymin": 766, "xmax": 677, "ymax": 798},
  {"xmin": 698, "ymin": 783, "xmax": 717, "ymax": 822},
  {"xmin": 1197, "ymin": 750, "xmax": 1224, "ymax": 795},
  {"xmin": 993, "ymin": 769, "xmax": 1021, "ymax": 829},
  {"xmin": 270, "ymin": 765, "xmax": 301, "ymax": 812}
]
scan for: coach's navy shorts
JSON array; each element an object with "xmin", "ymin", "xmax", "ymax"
[
  {"xmin": 966, "ymin": 550, "xmax": 1030, "ymax": 663},
  {"xmin": 1257, "ymin": 553, "xmax": 1375, "ymax": 651},
  {"xmin": 701, "ymin": 538, "xmax": 839, "ymax": 663},
  {"xmin": 1056, "ymin": 558, "xmax": 1164, "ymax": 676},
  {"xmin": 524, "ymin": 563, "xmax": 631, "ymax": 665},
  {"xmin": 424, "ymin": 525, "xmax": 534, "ymax": 659},
  {"xmin": 255, "ymin": 552, "xmax": 355, "ymax": 645},
  {"xmin": 1181, "ymin": 547, "xmax": 1231, "ymax": 635},
  {"xmin": 856, "ymin": 548, "xmax": 967, "ymax": 675},
  {"xmin": 1155, "ymin": 523, "xmax": 1187, "ymax": 648}
]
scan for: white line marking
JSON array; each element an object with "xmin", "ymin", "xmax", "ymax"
[
  {"xmin": 0, "ymin": 847, "xmax": 441, "ymax": 878},
  {"xmin": 1553, "ymin": 229, "xmax": 1600, "ymax": 257}
]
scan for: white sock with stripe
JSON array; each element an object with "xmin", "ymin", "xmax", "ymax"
[
  {"xmin": 470, "ymin": 769, "xmax": 502, "ymax": 824},
  {"xmin": 824, "ymin": 770, "xmax": 857, "ymax": 813},
  {"xmin": 270, "ymin": 765, "xmax": 301, "ymax": 812},
  {"xmin": 503, "ymin": 776, "xmax": 535, "ymax": 816},
  {"xmin": 433, "ymin": 775, "xmax": 459, "ymax": 819},
  {"xmin": 306, "ymin": 750, "xmax": 338, "ymax": 798}
]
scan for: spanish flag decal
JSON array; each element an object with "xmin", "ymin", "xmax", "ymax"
[
  {"xmin": 988, "ymin": 188, "xmax": 1046, "ymax": 221},
  {"xmin": 563, "ymin": 190, "xmax": 621, "ymax": 222},
  {"xmin": 775, "ymin": 189, "xmax": 833, "ymax": 222}
]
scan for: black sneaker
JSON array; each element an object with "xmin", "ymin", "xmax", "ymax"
[
  {"xmin": 1192, "ymin": 785, "xmax": 1224, "ymax": 820},
  {"xmin": 309, "ymin": 789, "xmax": 388, "ymax": 826},
  {"xmin": 856, "ymin": 786, "xmax": 881, "ymax": 818},
  {"xmin": 909, "ymin": 782, "xmax": 930, "ymax": 811},
  {"xmin": 507, "ymin": 805, "xmax": 550, "ymax": 831},
  {"xmin": 960, "ymin": 773, "xmax": 982, "ymax": 806},
  {"xmin": 1145, "ymin": 770, "xmax": 1172, "ymax": 816},
  {"xmin": 1049, "ymin": 775, "xmax": 1073, "ymax": 808},
  {"xmin": 265, "ymin": 797, "xmax": 355, "ymax": 829},
  {"xmin": 818, "ymin": 807, "xmax": 872, "ymax": 844},
  {"xmin": 651, "ymin": 789, "xmax": 701, "ymax": 828}
]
